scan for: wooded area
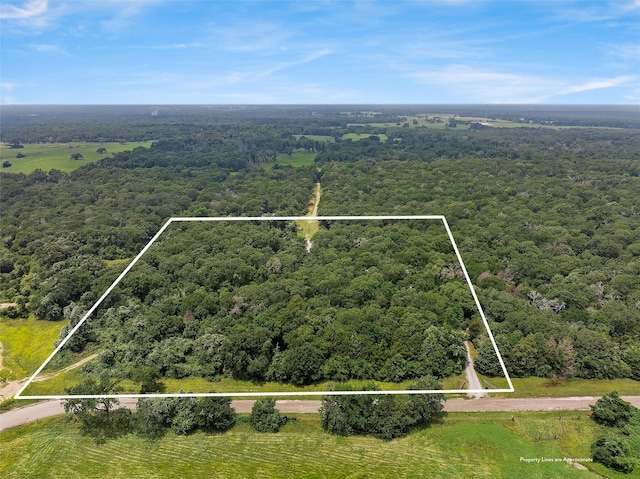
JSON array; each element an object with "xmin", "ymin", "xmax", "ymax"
[{"xmin": 1, "ymin": 105, "xmax": 638, "ymax": 393}]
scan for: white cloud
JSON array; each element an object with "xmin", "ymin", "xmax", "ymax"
[
  {"xmin": 408, "ymin": 64, "xmax": 638, "ymax": 103},
  {"xmin": 0, "ymin": 0, "xmax": 47, "ymax": 19},
  {"xmin": 561, "ymin": 75, "xmax": 637, "ymax": 95},
  {"xmin": 604, "ymin": 42, "xmax": 640, "ymax": 61},
  {"xmin": 1, "ymin": 82, "xmax": 19, "ymax": 104},
  {"xmin": 268, "ymin": 48, "xmax": 333, "ymax": 74},
  {"xmin": 1, "ymin": 0, "xmax": 163, "ymax": 32},
  {"xmin": 408, "ymin": 64, "xmax": 561, "ymax": 103},
  {"xmin": 210, "ymin": 22, "xmax": 294, "ymax": 53},
  {"xmin": 28, "ymin": 43, "xmax": 67, "ymax": 54},
  {"xmin": 98, "ymin": 1, "xmax": 163, "ymax": 32},
  {"xmin": 1, "ymin": 81, "xmax": 18, "ymax": 91}
]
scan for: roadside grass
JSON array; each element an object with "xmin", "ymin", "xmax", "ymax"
[
  {"xmin": 0, "ymin": 141, "xmax": 152, "ymax": 174},
  {"xmin": 19, "ymin": 368, "xmax": 85, "ymax": 396},
  {"xmin": 0, "ymin": 398, "xmax": 42, "ymax": 413},
  {"xmin": 275, "ymin": 151, "xmax": 317, "ymax": 167},
  {"xmin": 0, "ymin": 316, "xmax": 65, "ymax": 382},
  {"xmin": 442, "ymin": 372, "xmax": 468, "ymax": 391},
  {"xmin": 22, "ymin": 371, "xmax": 419, "ymax": 398},
  {"xmin": 489, "ymin": 377, "xmax": 640, "ymax": 398},
  {"xmin": 21, "ymin": 363, "xmax": 638, "ymax": 399},
  {"xmin": 1, "ymin": 411, "xmax": 623, "ymax": 478}
]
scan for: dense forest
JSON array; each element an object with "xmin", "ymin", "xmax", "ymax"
[{"xmin": 1, "ymin": 105, "xmax": 638, "ymax": 390}]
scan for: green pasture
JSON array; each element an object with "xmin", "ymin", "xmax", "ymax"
[
  {"xmin": 341, "ymin": 133, "xmax": 389, "ymax": 141},
  {"xmin": 0, "ymin": 141, "xmax": 152, "ymax": 174},
  {"xmin": 0, "ymin": 316, "xmax": 65, "ymax": 382},
  {"xmin": 275, "ymin": 151, "xmax": 317, "ymax": 167},
  {"xmin": 1, "ymin": 411, "xmax": 627, "ymax": 478}
]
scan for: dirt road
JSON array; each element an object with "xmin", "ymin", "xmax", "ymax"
[
  {"xmin": 0, "ymin": 353, "xmax": 99, "ymax": 402},
  {"xmin": 3, "ymin": 396, "xmax": 640, "ymax": 432},
  {"xmin": 464, "ymin": 341, "xmax": 485, "ymax": 398}
]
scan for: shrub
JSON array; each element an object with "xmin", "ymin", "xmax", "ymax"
[
  {"xmin": 591, "ymin": 434, "xmax": 635, "ymax": 474},
  {"xmin": 590, "ymin": 392, "xmax": 637, "ymax": 428},
  {"xmin": 250, "ymin": 398, "xmax": 287, "ymax": 433}
]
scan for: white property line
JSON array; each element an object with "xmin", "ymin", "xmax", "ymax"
[{"xmin": 16, "ymin": 216, "xmax": 514, "ymax": 399}]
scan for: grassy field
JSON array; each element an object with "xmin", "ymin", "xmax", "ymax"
[
  {"xmin": 489, "ymin": 377, "xmax": 640, "ymax": 398},
  {"xmin": 0, "ymin": 316, "xmax": 65, "ymax": 382},
  {"xmin": 1, "ymin": 411, "xmax": 631, "ymax": 478},
  {"xmin": 342, "ymin": 133, "xmax": 389, "ymax": 141},
  {"xmin": 22, "ymin": 368, "xmax": 422, "ymax": 397},
  {"xmin": 23, "ymin": 365, "xmax": 638, "ymax": 400},
  {"xmin": 18, "ymin": 330, "xmax": 638, "ymax": 398},
  {"xmin": 275, "ymin": 150, "xmax": 317, "ymax": 167},
  {"xmin": 0, "ymin": 142, "xmax": 152, "ymax": 174}
]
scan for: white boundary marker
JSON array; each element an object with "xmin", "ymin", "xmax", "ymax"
[{"xmin": 16, "ymin": 216, "xmax": 514, "ymax": 399}]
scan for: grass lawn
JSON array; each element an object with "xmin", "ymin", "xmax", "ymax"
[
  {"xmin": 275, "ymin": 150, "xmax": 317, "ymax": 167},
  {"xmin": 1, "ymin": 411, "xmax": 629, "ymax": 478},
  {"xmin": 0, "ymin": 316, "xmax": 65, "ymax": 382},
  {"xmin": 0, "ymin": 141, "xmax": 152, "ymax": 174}
]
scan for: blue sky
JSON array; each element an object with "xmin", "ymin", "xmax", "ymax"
[{"xmin": 1, "ymin": 0, "xmax": 639, "ymax": 104}]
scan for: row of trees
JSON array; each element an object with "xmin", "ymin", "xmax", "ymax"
[
  {"xmin": 63, "ymin": 376, "xmax": 444, "ymax": 444},
  {"xmin": 320, "ymin": 377, "xmax": 445, "ymax": 440}
]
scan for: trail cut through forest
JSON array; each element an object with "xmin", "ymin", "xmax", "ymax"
[{"xmin": 297, "ymin": 182, "xmax": 322, "ymax": 252}]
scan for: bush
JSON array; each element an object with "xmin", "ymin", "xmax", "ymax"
[
  {"xmin": 196, "ymin": 396, "xmax": 236, "ymax": 431},
  {"xmin": 591, "ymin": 434, "xmax": 635, "ymax": 474},
  {"xmin": 250, "ymin": 398, "xmax": 287, "ymax": 432},
  {"xmin": 590, "ymin": 392, "xmax": 637, "ymax": 428},
  {"xmin": 320, "ymin": 378, "xmax": 445, "ymax": 441},
  {"xmin": 134, "ymin": 395, "xmax": 236, "ymax": 437}
]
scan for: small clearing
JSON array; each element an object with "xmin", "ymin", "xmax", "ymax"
[{"xmin": 297, "ymin": 182, "xmax": 322, "ymax": 252}]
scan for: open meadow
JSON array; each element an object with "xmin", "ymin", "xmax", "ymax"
[
  {"xmin": 275, "ymin": 150, "xmax": 317, "ymax": 167},
  {"xmin": 2, "ymin": 411, "xmax": 632, "ymax": 479},
  {"xmin": 0, "ymin": 316, "xmax": 65, "ymax": 383},
  {"xmin": 0, "ymin": 142, "xmax": 152, "ymax": 174}
]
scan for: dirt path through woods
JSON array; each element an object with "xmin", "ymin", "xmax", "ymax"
[
  {"xmin": 0, "ymin": 353, "xmax": 98, "ymax": 401},
  {"xmin": 464, "ymin": 341, "xmax": 486, "ymax": 398}
]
